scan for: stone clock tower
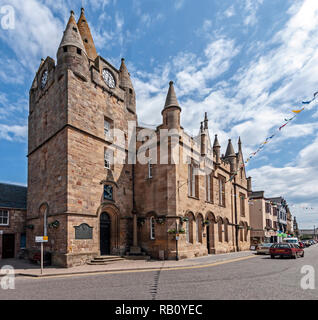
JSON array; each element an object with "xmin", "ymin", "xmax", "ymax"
[{"xmin": 27, "ymin": 9, "xmax": 137, "ymax": 267}]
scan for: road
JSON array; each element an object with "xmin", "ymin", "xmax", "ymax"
[{"xmin": 1, "ymin": 245, "xmax": 318, "ymax": 300}]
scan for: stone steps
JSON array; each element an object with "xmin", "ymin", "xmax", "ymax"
[
  {"xmin": 88, "ymin": 256, "xmax": 125, "ymax": 265},
  {"xmin": 123, "ymin": 255, "xmax": 151, "ymax": 261}
]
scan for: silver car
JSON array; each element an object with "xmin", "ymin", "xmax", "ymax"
[{"xmin": 256, "ymin": 243, "xmax": 274, "ymax": 255}]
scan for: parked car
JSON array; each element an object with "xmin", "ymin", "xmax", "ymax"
[
  {"xmin": 298, "ymin": 242, "xmax": 305, "ymax": 249},
  {"xmin": 256, "ymin": 243, "xmax": 274, "ymax": 255},
  {"xmin": 270, "ymin": 243, "xmax": 304, "ymax": 259},
  {"xmin": 304, "ymin": 240, "xmax": 312, "ymax": 247}
]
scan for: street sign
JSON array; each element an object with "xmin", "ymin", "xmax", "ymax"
[{"xmin": 35, "ymin": 236, "xmax": 48, "ymax": 243}]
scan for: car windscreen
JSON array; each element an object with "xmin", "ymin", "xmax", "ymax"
[{"xmin": 272, "ymin": 244, "xmax": 290, "ymax": 248}]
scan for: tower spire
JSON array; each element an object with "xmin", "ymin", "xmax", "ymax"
[
  {"xmin": 77, "ymin": 7, "xmax": 97, "ymax": 60},
  {"xmin": 119, "ymin": 58, "xmax": 133, "ymax": 88},
  {"xmin": 238, "ymin": 136, "xmax": 242, "ymax": 153},
  {"xmin": 58, "ymin": 10, "xmax": 86, "ymax": 54},
  {"xmin": 204, "ymin": 112, "xmax": 208, "ymax": 130},
  {"xmin": 225, "ymin": 139, "xmax": 235, "ymax": 158},
  {"xmin": 164, "ymin": 81, "xmax": 180, "ymax": 110}
]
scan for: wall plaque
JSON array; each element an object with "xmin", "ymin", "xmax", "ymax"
[{"xmin": 74, "ymin": 223, "xmax": 93, "ymax": 240}]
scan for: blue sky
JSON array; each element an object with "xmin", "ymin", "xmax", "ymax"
[{"xmin": 0, "ymin": 0, "xmax": 318, "ymax": 228}]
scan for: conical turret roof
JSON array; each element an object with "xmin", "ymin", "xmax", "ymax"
[
  {"xmin": 59, "ymin": 10, "xmax": 86, "ymax": 53},
  {"xmin": 213, "ymin": 135, "xmax": 220, "ymax": 148},
  {"xmin": 225, "ymin": 139, "xmax": 236, "ymax": 157},
  {"xmin": 77, "ymin": 8, "xmax": 97, "ymax": 60},
  {"xmin": 119, "ymin": 58, "xmax": 133, "ymax": 89},
  {"xmin": 164, "ymin": 81, "xmax": 181, "ymax": 110}
]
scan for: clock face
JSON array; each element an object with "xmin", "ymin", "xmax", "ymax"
[
  {"xmin": 104, "ymin": 185, "xmax": 113, "ymax": 201},
  {"xmin": 41, "ymin": 70, "xmax": 48, "ymax": 89},
  {"xmin": 102, "ymin": 69, "xmax": 116, "ymax": 89}
]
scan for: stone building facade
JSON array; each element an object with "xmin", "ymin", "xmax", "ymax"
[
  {"xmin": 0, "ymin": 184, "xmax": 27, "ymax": 259},
  {"xmin": 249, "ymin": 191, "xmax": 278, "ymax": 245},
  {"xmin": 26, "ymin": 9, "xmax": 251, "ymax": 267}
]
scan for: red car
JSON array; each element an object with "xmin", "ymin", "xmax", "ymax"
[{"xmin": 269, "ymin": 243, "xmax": 304, "ymax": 259}]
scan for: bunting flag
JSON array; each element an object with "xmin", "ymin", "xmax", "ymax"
[
  {"xmin": 226, "ymin": 90, "xmax": 317, "ymax": 183},
  {"xmin": 279, "ymin": 123, "xmax": 288, "ymax": 131},
  {"xmin": 302, "ymin": 91, "xmax": 318, "ymax": 105},
  {"xmin": 292, "ymin": 108, "xmax": 305, "ymax": 114}
]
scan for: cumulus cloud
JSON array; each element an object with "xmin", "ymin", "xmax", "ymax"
[
  {"xmin": 0, "ymin": 0, "xmax": 64, "ymax": 71},
  {"xmin": 0, "ymin": 124, "xmax": 27, "ymax": 141}
]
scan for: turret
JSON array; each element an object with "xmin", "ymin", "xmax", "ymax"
[
  {"xmin": 200, "ymin": 113, "xmax": 209, "ymax": 157},
  {"xmin": 213, "ymin": 135, "xmax": 221, "ymax": 165},
  {"xmin": 119, "ymin": 58, "xmax": 136, "ymax": 114},
  {"xmin": 162, "ymin": 81, "xmax": 181, "ymax": 129},
  {"xmin": 200, "ymin": 122, "xmax": 206, "ymax": 157},
  {"xmin": 57, "ymin": 10, "xmax": 89, "ymax": 76},
  {"xmin": 225, "ymin": 139, "xmax": 237, "ymax": 174}
]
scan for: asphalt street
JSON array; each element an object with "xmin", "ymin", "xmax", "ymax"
[{"xmin": 1, "ymin": 245, "xmax": 317, "ymax": 300}]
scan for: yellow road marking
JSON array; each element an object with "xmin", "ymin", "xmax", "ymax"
[{"xmin": 28, "ymin": 255, "xmax": 257, "ymax": 280}]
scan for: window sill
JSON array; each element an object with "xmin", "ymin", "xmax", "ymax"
[
  {"xmin": 188, "ymin": 195, "xmax": 200, "ymax": 201},
  {"xmin": 205, "ymin": 201, "xmax": 214, "ymax": 205}
]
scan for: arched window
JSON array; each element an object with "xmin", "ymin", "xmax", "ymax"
[
  {"xmin": 196, "ymin": 215, "xmax": 203, "ymax": 243},
  {"xmin": 244, "ymin": 223, "xmax": 248, "ymax": 242},
  {"xmin": 224, "ymin": 219, "xmax": 229, "ymax": 242},
  {"xmin": 186, "ymin": 220, "xmax": 190, "ymax": 243},
  {"xmin": 218, "ymin": 218, "xmax": 223, "ymax": 242},
  {"xmin": 240, "ymin": 222, "xmax": 244, "ymax": 242},
  {"xmin": 185, "ymin": 213, "xmax": 194, "ymax": 244},
  {"xmin": 150, "ymin": 217, "xmax": 155, "ymax": 240}
]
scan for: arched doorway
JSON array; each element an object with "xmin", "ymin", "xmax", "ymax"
[
  {"xmin": 100, "ymin": 213, "xmax": 111, "ymax": 255},
  {"xmin": 206, "ymin": 212, "xmax": 216, "ymax": 254}
]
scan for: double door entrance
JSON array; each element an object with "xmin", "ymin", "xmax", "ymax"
[{"xmin": 100, "ymin": 213, "xmax": 111, "ymax": 256}]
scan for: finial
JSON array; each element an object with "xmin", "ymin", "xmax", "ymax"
[
  {"xmin": 70, "ymin": 10, "xmax": 75, "ymax": 16},
  {"xmin": 169, "ymin": 81, "xmax": 174, "ymax": 86},
  {"xmin": 204, "ymin": 112, "xmax": 208, "ymax": 129},
  {"xmin": 81, "ymin": 7, "xmax": 85, "ymax": 13}
]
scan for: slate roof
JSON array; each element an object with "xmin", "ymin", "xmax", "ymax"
[{"xmin": 0, "ymin": 183, "xmax": 27, "ymax": 210}]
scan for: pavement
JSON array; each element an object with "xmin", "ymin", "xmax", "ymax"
[{"xmin": 0, "ymin": 250, "xmax": 254, "ymax": 278}]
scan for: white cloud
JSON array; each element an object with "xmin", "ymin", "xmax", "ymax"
[
  {"xmin": 0, "ymin": 0, "xmax": 64, "ymax": 72},
  {"xmin": 243, "ymin": 0, "xmax": 263, "ymax": 26},
  {"xmin": 174, "ymin": 0, "xmax": 185, "ymax": 10},
  {"xmin": 224, "ymin": 5, "xmax": 235, "ymax": 18},
  {"xmin": 0, "ymin": 124, "xmax": 27, "ymax": 142}
]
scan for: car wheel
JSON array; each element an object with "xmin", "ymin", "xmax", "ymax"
[
  {"xmin": 271, "ymin": 255, "xmax": 275, "ymax": 259},
  {"xmin": 301, "ymin": 252, "xmax": 305, "ymax": 258},
  {"xmin": 292, "ymin": 253, "xmax": 297, "ymax": 259}
]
